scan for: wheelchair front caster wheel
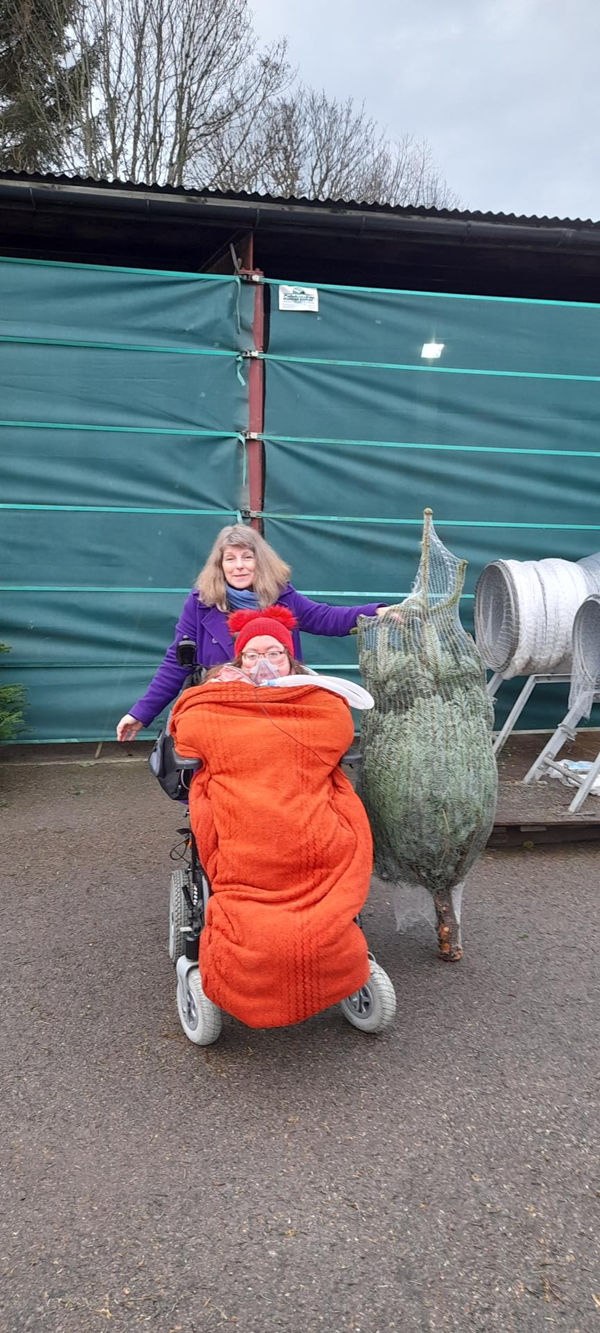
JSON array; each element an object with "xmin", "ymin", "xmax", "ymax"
[
  {"xmin": 340, "ymin": 960, "xmax": 396, "ymax": 1034},
  {"xmin": 176, "ymin": 960, "xmax": 222, "ymax": 1046}
]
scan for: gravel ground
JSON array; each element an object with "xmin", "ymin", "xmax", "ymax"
[{"xmin": 0, "ymin": 757, "xmax": 598, "ymax": 1333}]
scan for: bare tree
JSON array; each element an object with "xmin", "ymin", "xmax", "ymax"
[
  {"xmin": 80, "ymin": 0, "xmax": 290, "ymax": 185},
  {"xmin": 1, "ymin": 0, "xmax": 291, "ymax": 184},
  {"xmin": 362, "ymin": 132, "xmax": 460, "ymax": 210},
  {"xmin": 210, "ymin": 88, "xmax": 459, "ymax": 208},
  {"xmin": 0, "ymin": 0, "xmax": 457, "ymax": 208}
]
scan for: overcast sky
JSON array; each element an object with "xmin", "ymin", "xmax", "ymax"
[{"xmin": 250, "ymin": 0, "xmax": 599, "ymax": 221}]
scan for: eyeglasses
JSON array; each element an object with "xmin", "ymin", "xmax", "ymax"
[{"xmin": 241, "ymin": 648, "xmax": 286, "ymax": 665}]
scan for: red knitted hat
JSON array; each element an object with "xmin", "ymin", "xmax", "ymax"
[{"xmin": 228, "ymin": 605, "xmax": 297, "ymax": 657}]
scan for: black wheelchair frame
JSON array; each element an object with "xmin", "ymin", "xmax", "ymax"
[{"xmin": 172, "ymin": 821, "xmax": 210, "ymax": 961}]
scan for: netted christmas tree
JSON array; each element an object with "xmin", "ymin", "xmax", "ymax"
[{"xmin": 357, "ymin": 510, "xmax": 497, "ymax": 961}]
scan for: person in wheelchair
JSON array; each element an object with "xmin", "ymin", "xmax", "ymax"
[{"xmin": 167, "ymin": 605, "xmax": 396, "ymax": 1045}]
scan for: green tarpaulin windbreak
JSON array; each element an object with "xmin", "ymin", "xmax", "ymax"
[
  {"xmin": 0, "ymin": 257, "xmax": 253, "ymax": 740},
  {"xmin": 261, "ymin": 280, "xmax": 600, "ymax": 728},
  {"xmin": 2, "ymin": 257, "xmax": 600, "ymax": 740}
]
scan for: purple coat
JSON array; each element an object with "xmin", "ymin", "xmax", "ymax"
[{"xmin": 130, "ymin": 584, "xmax": 383, "ymax": 726}]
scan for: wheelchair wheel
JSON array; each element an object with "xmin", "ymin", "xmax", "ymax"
[
  {"xmin": 168, "ymin": 868, "xmax": 188, "ymax": 963},
  {"xmin": 340, "ymin": 960, "xmax": 396, "ymax": 1034},
  {"xmin": 176, "ymin": 965, "xmax": 222, "ymax": 1046}
]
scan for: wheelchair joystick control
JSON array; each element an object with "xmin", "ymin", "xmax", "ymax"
[{"xmin": 176, "ymin": 637, "xmax": 197, "ymax": 670}]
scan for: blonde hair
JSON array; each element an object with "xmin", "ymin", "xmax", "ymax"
[{"xmin": 195, "ymin": 525, "xmax": 291, "ymax": 611}]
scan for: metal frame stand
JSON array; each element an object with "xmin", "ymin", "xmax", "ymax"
[
  {"xmin": 489, "ymin": 672, "xmax": 571, "ymax": 756},
  {"xmin": 523, "ymin": 693, "xmax": 600, "ymax": 813}
]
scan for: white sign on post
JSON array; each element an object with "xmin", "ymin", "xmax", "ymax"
[{"xmin": 278, "ymin": 285, "xmax": 319, "ymax": 313}]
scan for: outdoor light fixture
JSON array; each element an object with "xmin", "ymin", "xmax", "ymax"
[{"xmin": 421, "ymin": 342, "xmax": 444, "ymax": 359}]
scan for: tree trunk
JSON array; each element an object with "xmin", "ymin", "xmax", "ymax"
[{"xmin": 433, "ymin": 882, "xmax": 464, "ymax": 962}]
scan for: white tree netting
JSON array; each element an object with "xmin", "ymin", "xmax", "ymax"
[
  {"xmin": 568, "ymin": 593, "xmax": 600, "ymax": 720},
  {"xmin": 357, "ymin": 510, "xmax": 497, "ymax": 962},
  {"xmin": 474, "ymin": 554, "xmax": 600, "ymax": 678}
]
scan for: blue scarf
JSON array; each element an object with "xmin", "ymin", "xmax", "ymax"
[{"xmin": 226, "ymin": 585, "xmax": 259, "ymax": 611}]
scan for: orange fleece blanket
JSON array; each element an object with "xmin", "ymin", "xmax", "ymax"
[{"xmin": 169, "ymin": 681, "xmax": 372, "ymax": 1028}]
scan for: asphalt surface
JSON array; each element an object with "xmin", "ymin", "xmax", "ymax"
[{"xmin": 0, "ymin": 756, "xmax": 599, "ymax": 1333}]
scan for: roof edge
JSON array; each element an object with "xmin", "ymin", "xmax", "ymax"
[{"xmin": 0, "ymin": 168, "xmax": 598, "ymax": 233}]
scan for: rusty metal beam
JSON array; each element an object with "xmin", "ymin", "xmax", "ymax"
[{"xmin": 245, "ymin": 272, "xmax": 264, "ymax": 532}]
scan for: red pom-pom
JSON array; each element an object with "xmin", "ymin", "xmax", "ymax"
[
  {"xmin": 227, "ymin": 605, "xmax": 297, "ymax": 636},
  {"xmin": 260, "ymin": 605, "xmax": 297, "ymax": 630},
  {"xmin": 227, "ymin": 608, "xmax": 261, "ymax": 635}
]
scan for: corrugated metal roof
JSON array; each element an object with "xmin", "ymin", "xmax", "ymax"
[{"xmin": 1, "ymin": 167, "xmax": 598, "ymax": 231}]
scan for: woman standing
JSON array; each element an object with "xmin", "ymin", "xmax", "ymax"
[{"xmin": 116, "ymin": 524, "xmax": 385, "ymax": 740}]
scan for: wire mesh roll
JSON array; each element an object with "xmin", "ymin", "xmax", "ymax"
[
  {"xmin": 568, "ymin": 593, "xmax": 600, "ymax": 719},
  {"xmin": 474, "ymin": 555, "xmax": 600, "ymax": 679},
  {"xmin": 473, "ymin": 561, "xmax": 521, "ymax": 674}
]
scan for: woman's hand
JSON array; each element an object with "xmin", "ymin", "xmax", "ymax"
[{"xmin": 116, "ymin": 714, "xmax": 143, "ymax": 742}]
